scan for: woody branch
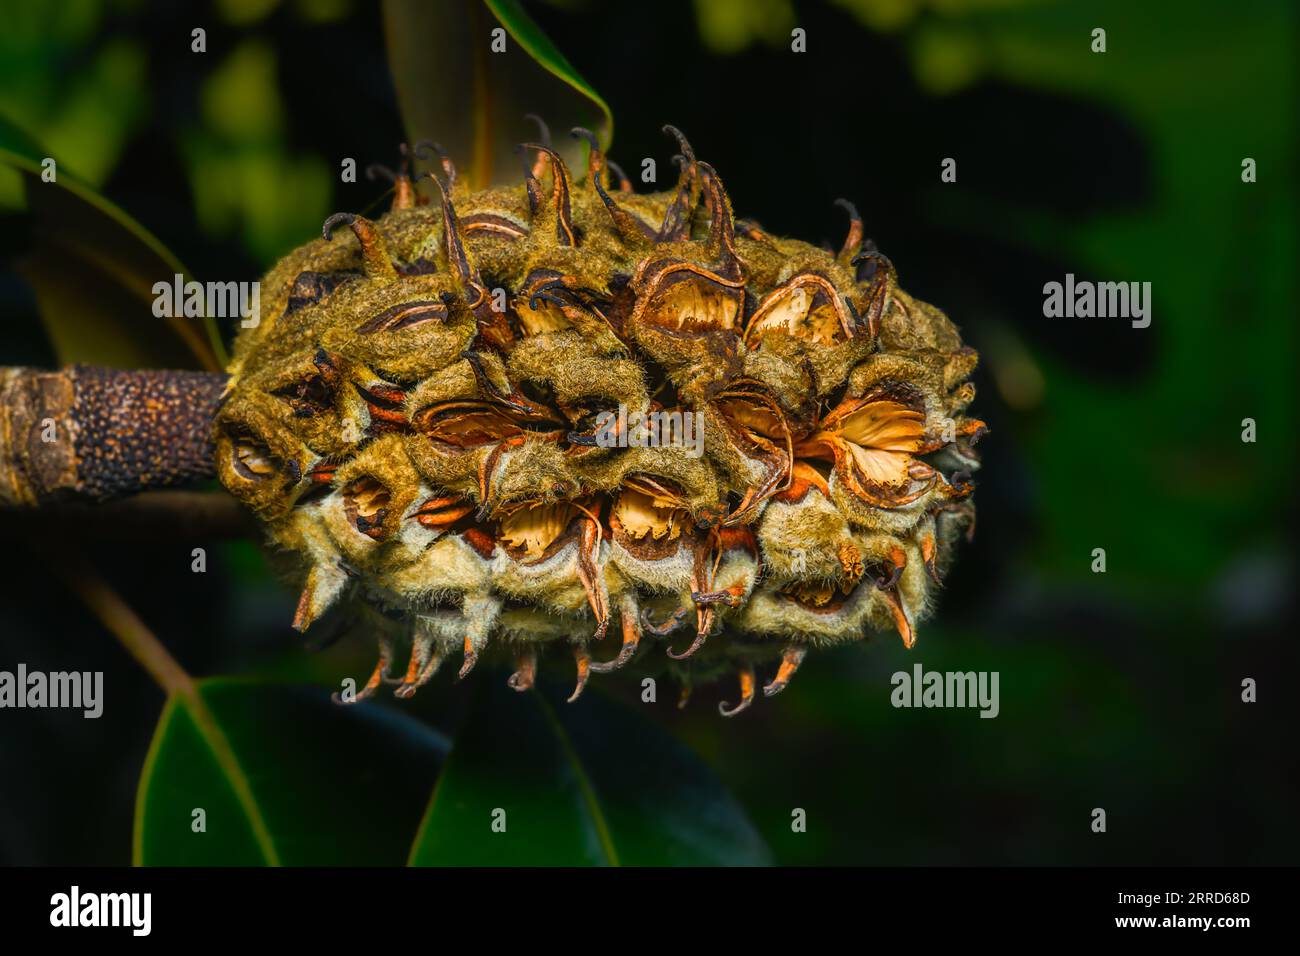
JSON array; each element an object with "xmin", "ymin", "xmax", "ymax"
[{"xmin": 0, "ymin": 365, "xmax": 228, "ymax": 508}]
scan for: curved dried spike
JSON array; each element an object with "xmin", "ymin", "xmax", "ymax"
[
  {"xmin": 291, "ymin": 562, "xmax": 348, "ymax": 632},
  {"xmin": 523, "ymin": 113, "xmax": 553, "ymax": 178},
  {"xmin": 921, "ymin": 531, "xmax": 941, "ymax": 584},
  {"xmin": 718, "ymin": 666, "xmax": 756, "ymax": 717},
  {"xmin": 427, "ymin": 172, "xmax": 483, "ymax": 302},
  {"xmin": 391, "ymin": 176, "xmax": 416, "ymax": 209},
  {"xmin": 662, "ymin": 124, "xmax": 696, "ymax": 166},
  {"xmin": 400, "ymin": 144, "xmax": 431, "ymax": 205},
  {"xmin": 666, "ymin": 619, "xmax": 709, "ymax": 660},
  {"xmin": 875, "ymin": 561, "xmax": 904, "ymax": 591},
  {"xmin": 321, "ymin": 210, "xmax": 355, "ymax": 238},
  {"xmin": 834, "ymin": 198, "xmax": 864, "ymax": 264},
  {"xmin": 413, "ymin": 141, "xmax": 457, "ymax": 192},
  {"xmin": 389, "ymin": 643, "xmax": 421, "ymax": 688},
  {"xmin": 519, "ymin": 142, "xmax": 576, "ymax": 246},
  {"xmin": 606, "ymin": 159, "xmax": 632, "ymax": 193},
  {"xmin": 850, "ymin": 247, "xmax": 895, "ymax": 283},
  {"xmin": 691, "ymin": 587, "xmax": 744, "ymax": 607},
  {"xmin": 474, "ymin": 435, "xmax": 526, "ymax": 518},
  {"xmin": 763, "ymin": 645, "xmax": 807, "ymax": 697},
  {"xmin": 322, "ymin": 213, "xmax": 397, "ymax": 281},
  {"xmin": 367, "ymin": 147, "xmax": 418, "ymax": 210},
  {"xmin": 516, "ymin": 146, "xmax": 544, "ymax": 215},
  {"xmin": 572, "ymin": 128, "xmax": 653, "ymax": 245},
  {"xmin": 874, "ymin": 578, "xmax": 915, "ymax": 648},
  {"xmin": 393, "ymin": 629, "xmax": 440, "ymax": 699},
  {"xmin": 668, "ymin": 528, "xmax": 731, "ymax": 660},
  {"xmin": 591, "ymin": 607, "xmax": 642, "ymax": 673},
  {"xmin": 455, "ymin": 594, "xmax": 497, "ymax": 680},
  {"xmin": 656, "ymin": 125, "xmax": 698, "ymax": 242},
  {"xmin": 409, "ymin": 647, "xmax": 446, "ymax": 691},
  {"xmin": 567, "ymin": 644, "xmax": 591, "ymax": 703},
  {"xmin": 850, "ymin": 249, "xmax": 893, "ymax": 278},
  {"xmin": 458, "ymin": 634, "xmax": 480, "ymax": 680},
  {"xmin": 849, "ymin": 249, "xmax": 896, "ymax": 337},
  {"xmin": 570, "ymin": 127, "xmax": 605, "ymax": 185},
  {"xmin": 641, "ymin": 604, "xmax": 689, "ymax": 637},
  {"xmin": 843, "ymin": 295, "xmax": 862, "ymax": 332},
  {"xmin": 459, "ymin": 350, "xmax": 564, "ymax": 422},
  {"xmin": 575, "ymin": 503, "xmax": 610, "ymax": 640},
  {"xmin": 332, "ymin": 636, "xmax": 393, "ymax": 705},
  {"xmin": 697, "ymin": 162, "xmax": 740, "ymax": 275},
  {"xmin": 507, "ymin": 647, "xmax": 537, "ymax": 691},
  {"xmin": 717, "ymin": 386, "xmax": 793, "ymax": 525}
]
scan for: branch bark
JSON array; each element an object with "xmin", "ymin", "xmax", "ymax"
[{"xmin": 0, "ymin": 365, "xmax": 227, "ymax": 508}]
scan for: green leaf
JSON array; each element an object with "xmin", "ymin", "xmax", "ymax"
[
  {"xmin": 134, "ymin": 678, "xmax": 449, "ymax": 865},
  {"xmin": 0, "ymin": 112, "xmax": 227, "ymax": 371},
  {"xmin": 382, "ymin": 0, "xmax": 613, "ymax": 190},
  {"xmin": 408, "ymin": 678, "xmax": 772, "ymax": 866}
]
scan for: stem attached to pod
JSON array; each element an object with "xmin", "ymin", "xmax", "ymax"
[{"xmin": 0, "ymin": 365, "xmax": 227, "ymax": 508}]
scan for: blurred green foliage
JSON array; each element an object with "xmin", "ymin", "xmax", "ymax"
[
  {"xmin": 408, "ymin": 680, "xmax": 771, "ymax": 865},
  {"xmin": 383, "ymin": 0, "xmax": 612, "ymax": 190},
  {"xmin": 0, "ymin": 1, "xmax": 147, "ymax": 199},
  {"xmin": 0, "ymin": 0, "xmax": 353, "ymax": 263},
  {"xmin": 136, "ymin": 678, "xmax": 448, "ymax": 865},
  {"xmin": 183, "ymin": 37, "xmax": 333, "ymax": 263},
  {"xmin": 692, "ymin": 0, "xmax": 797, "ymax": 53}
]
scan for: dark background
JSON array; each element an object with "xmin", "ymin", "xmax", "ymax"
[{"xmin": 0, "ymin": 0, "xmax": 1295, "ymax": 865}]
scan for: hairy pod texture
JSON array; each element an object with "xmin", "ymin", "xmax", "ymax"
[{"xmin": 213, "ymin": 129, "xmax": 985, "ymax": 715}]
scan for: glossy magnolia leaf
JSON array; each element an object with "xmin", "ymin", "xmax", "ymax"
[
  {"xmin": 382, "ymin": 0, "xmax": 613, "ymax": 190},
  {"xmin": 408, "ymin": 678, "xmax": 772, "ymax": 866},
  {"xmin": 134, "ymin": 679, "xmax": 448, "ymax": 865},
  {"xmin": 0, "ymin": 113, "xmax": 226, "ymax": 371}
]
